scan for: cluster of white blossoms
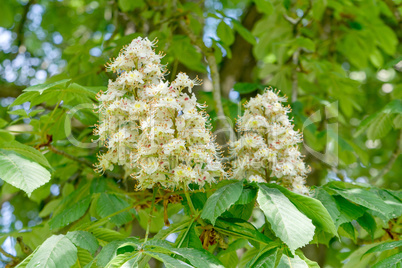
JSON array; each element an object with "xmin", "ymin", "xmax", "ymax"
[
  {"xmin": 231, "ymin": 89, "xmax": 310, "ymax": 195},
  {"xmin": 94, "ymin": 37, "xmax": 224, "ymax": 190}
]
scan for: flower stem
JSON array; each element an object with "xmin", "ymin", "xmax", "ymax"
[
  {"xmin": 144, "ymin": 187, "xmax": 158, "ymax": 244},
  {"xmin": 183, "ymin": 183, "xmax": 197, "ymax": 217}
]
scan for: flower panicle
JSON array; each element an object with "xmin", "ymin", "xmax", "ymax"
[
  {"xmin": 94, "ymin": 37, "xmax": 225, "ymax": 190},
  {"xmin": 231, "ymin": 87, "xmax": 310, "ymax": 195}
]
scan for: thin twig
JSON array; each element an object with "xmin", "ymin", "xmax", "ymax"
[
  {"xmin": 291, "ymin": 49, "xmax": 300, "ymax": 103},
  {"xmin": 283, "ymin": 0, "xmax": 312, "ymax": 34},
  {"xmin": 373, "ymin": 130, "xmax": 402, "ymax": 185},
  {"xmin": 0, "ymin": 247, "xmax": 18, "ymax": 261},
  {"xmin": 15, "ymin": 0, "xmax": 35, "ymax": 47},
  {"xmin": 183, "ymin": 183, "xmax": 196, "ymax": 217},
  {"xmin": 47, "ymin": 144, "xmax": 93, "ymax": 168},
  {"xmin": 144, "ymin": 187, "xmax": 158, "ymax": 244}
]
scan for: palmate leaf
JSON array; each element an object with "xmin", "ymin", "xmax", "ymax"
[
  {"xmin": 0, "ymin": 149, "xmax": 51, "ymax": 196},
  {"xmin": 267, "ymin": 184, "xmax": 337, "ymax": 236},
  {"xmin": 201, "ymin": 181, "xmax": 243, "ymax": 225},
  {"xmin": 26, "ymin": 235, "xmax": 77, "ymax": 268},
  {"xmin": 328, "ymin": 183, "xmax": 395, "ymax": 221},
  {"xmin": 257, "ymin": 185, "xmax": 315, "ymax": 253}
]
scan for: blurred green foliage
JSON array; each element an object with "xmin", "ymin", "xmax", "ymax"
[{"xmin": 0, "ymin": 0, "xmax": 401, "ymax": 267}]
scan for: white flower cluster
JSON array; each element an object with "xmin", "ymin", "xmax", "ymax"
[
  {"xmin": 94, "ymin": 37, "xmax": 224, "ymax": 190},
  {"xmin": 231, "ymin": 89, "xmax": 310, "ymax": 195}
]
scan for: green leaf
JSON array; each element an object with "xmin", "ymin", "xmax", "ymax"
[
  {"xmin": 66, "ymin": 231, "xmax": 99, "ymax": 255},
  {"xmin": 277, "ymin": 254, "xmax": 309, "ymax": 268},
  {"xmin": 233, "ymin": 83, "xmax": 264, "ymax": 94},
  {"xmin": 313, "ymin": 188, "xmax": 340, "ymax": 223},
  {"xmin": 105, "ymin": 252, "xmax": 138, "ymax": 268},
  {"xmin": 0, "ymin": 129, "xmax": 14, "ymax": 142},
  {"xmin": 217, "ymin": 21, "xmax": 234, "ymax": 46},
  {"xmin": 343, "ymin": 242, "xmax": 382, "ymax": 268},
  {"xmin": 154, "ymin": 219, "xmax": 191, "ymax": 240},
  {"xmin": 49, "ymin": 195, "xmax": 91, "ymax": 229},
  {"xmin": 0, "ymin": 140, "xmax": 51, "ymax": 168},
  {"xmin": 340, "ymin": 222, "xmax": 356, "ymax": 242},
  {"xmin": 372, "ymin": 252, "xmax": 402, "ymax": 268},
  {"xmin": 176, "ymin": 220, "xmax": 203, "ymax": 250},
  {"xmin": 73, "ymin": 247, "xmax": 93, "ymax": 268},
  {"xmin": 138, "ymin": 207, "xmax": 165, "ymax": 233},
  {"xmin": 95, "ymin": 240, "xmax": 128, "ymax": 267},
  {"xmin": 12, "ymin": 80, "xmax": 96, "ymax": 108},
  {"xmin": 357, "ymin": 212, "xmax": 376, "ymax": 239},
  {"xmin": 219, "ymin": 250, "xmax": 238, "ymax": 268},
  {"xmin": 367, "ymin": 113, "xmax": 394, "ymax": 139},
  {"xmin": 267, "ymin": 184, "xmax": 337, "ymax": 236},
  {"xmin": 236, "ymin": 187, "xmax": 258, "ymax": 205},
  {"xmin": 295, "ymin": 251, "xmax": 320, "ymax": 268},
  {"xmin": 254, "ymin": 0, "xmax": 274, "ymax": 15},
  {"xmin": 228, "ymin": 202, "xmax": 255, "ymax": 221},
  {"xmin": 383, "ymin": 99, "xmax": 402, "ymax": 114},
  {"xmin": 201, "ymin": 181, "xmax": 243, "ymax": 225},
  {"xmin": 118, "ymin": 0, "xmax": 144, "ymax": 12},
  {"xmin": 26, "ymin": 235, "xmax": 77, "ymax": 268},
  {"xmin": 171, "ymin": 248, "xmax": 224, "ymax": 268},
  {"xmin": 372, "ymin": 24, "xmax": 398, "ymax": 55},
  {"xmin": 257, "ymin": 185, "xmax": 315, "ymax": 253},
  {"xmin": 94, "ymin": 238, "xmax": 139, "ymax": 267},
  {"xmin": 245, "ymin": 248, "xmax": 277, "ymax": 268},
  {"xmin": 333, "ymin": 195, "xmax": 366, "ymax": 227},
  {"xmin": 15, "ymin": 248, "xmax": 38, "ymax": 268},
  {"xmin": 0, "ymin": 149, "xmax": 51, "ymax": 196},
  {"xmin": 96, "ymin": 193, "xmax": 132, "ymax": 226},
  {"xmin": 0, "ymin": 3, "xmax": 13, "ymax": 28},
  {"xmin": 39, "ymin": 199, "xmax": 62, "ymax": 218},
  {"xmin": 171, "ymin": 35, "xmax": 206, "ymax": 73},
  {"xmin": 294, "ymin": 37, "xmax": 315, "ymax": 52},
  {"xmin": 215, "ymin": 218, "xmax": 273, "ymax": 245},
  {"xmin": 144, "ymin": 251, "xmax": 192, "ymax": 268},
  {"xmin": 232, "ymin": 20, "xmax": 256, "ymax": 45},
  {"xmin": 363, "ymin": 241, "xmax": 402, "ymax": 256},
  {"xmin": 23, "ymin": 79, "xmax": 71, "ymax": 94},
  {"xmin": 90, "ymin": 231, "xmax": 125, "ymax": 250}
]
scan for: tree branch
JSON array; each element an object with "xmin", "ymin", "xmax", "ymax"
[
  {"xmin": 373, "ymin": 130, "xmax": 401, "ymax": 185},
  {"xmin": 179, "ymin": 20, "xmax": 235, "ymax": 141},
  {"xmin": 47, "ymin": 144, "xmax": 93, "ymax": 168},
  {"xmin": 16, "ymin": 0, "xmax": 35, "ymax": 48}
]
